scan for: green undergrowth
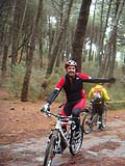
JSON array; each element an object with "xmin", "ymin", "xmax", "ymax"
[
  {"xmin": 109, "ymin": 101, "xmax": 125, "ymax": 110},
  {"xmin": 1, "ymin": 62, "xmax": 125, "ymax": 110}
]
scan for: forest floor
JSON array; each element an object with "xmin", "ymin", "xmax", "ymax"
[{"xmin": 0, "ymin": 87, "xmax": 125, "ymax": 166}]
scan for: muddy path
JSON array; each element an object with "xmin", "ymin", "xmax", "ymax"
[
  {"xmin": 0, "ymin": 89, "xmax": 125, "ymax": 166},
  {"xmin": 1, "ymin": 118, "xmax": 125, "ymax": 166}
]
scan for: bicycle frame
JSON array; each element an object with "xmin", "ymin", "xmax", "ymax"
[
  {"xmin": 83, "ymin": 100, "xmax": 108, "ymax": 134},
  {"xmin": 42, "ymin": 108, "xmax": 85, "ymax": 165},
  {"xmin": 55, "ymin": 118, "xmax": 72, "ymax": 147},
  {"xmin": 43, "ymin": 110, "xmax": 75, "ymax": 148}
]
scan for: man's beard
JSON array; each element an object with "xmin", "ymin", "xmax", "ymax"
[{"xmin": 68, "ymin": 72, "xmax": 75, "ymax": 77}]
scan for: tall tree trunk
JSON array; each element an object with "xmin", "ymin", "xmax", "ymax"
[
  {"xmin": 0, "ymin": 0, "xmax": 12, "ymax": 62},
  {"xmin": 11, "ymin": 0, "xmax": 22, "ymax": 66},
  {"xmin": 47, "ymin": 15, "xmax": 56, "ymax": 59},
  {"xmin": 107, "ymin": 0, "xmax": 125, "ymax": 77},
  {"xmin": 46, "ymin": 0, "xmax": 74, "ymax": 76},
  {"xmin": 11, "ymin": 0, "xmax": 28, "ymax": 66},
  {"xmin": 0, "ymin": 0, "xmax": 7, "ymax": 17},
  {"xmin": 38, "ymin": 0, "xmax": 43, "ymax": 68},
  {"xmin": 102, "ymin": 0, "xmax": 125, "ymax": 78},
  {"xmin": 88, "ymin": 0, "xmax": 97, "ymax": 62},
  {"xmin": 39, "ymin": 39, "xmax": 43, "ymax": 68},
  {"xmin": 97, "ymin": 0, "xmax": 113, "ymax": 77},
  {"xmin": 72, "ymin": 0, "xmax": 92, "ymax": 71},
  {"xmin": 21, "ymin": 0, "xmax": 43, "ymax": 102},
  {"xmin": 55, "ymin": 0, "xmax": 65, "ymax": 68},
  {"xmin": 1, "ymin": 44, "xmax": 8, "ymax": 78},
  {"xmin": 98, "ymin": 0, "xmax": 105, "ymax": 50}
]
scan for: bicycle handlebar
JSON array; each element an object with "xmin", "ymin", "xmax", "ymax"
[
  {"xmin": 41, "ymin": 107, "xmax": 89, "ymax": 121},
  {"xmin": 41, "ymin": 108, "xmax": 59, "ymax": 118},
  {"xmin": 41, "ymin": 108, "xmax": 72, "ymax": 119}
]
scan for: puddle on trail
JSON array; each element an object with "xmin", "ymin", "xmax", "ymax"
[
  {"xmin": 0, "ymin": 135, "xmax": 125, "ymax": 166},
  {"xmin": 0, "ymin": 120, "xmax": 125, "ymax": 166}
]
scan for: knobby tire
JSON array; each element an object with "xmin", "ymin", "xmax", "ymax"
[
  {"xmin": 43, "ymin": 133, "xmax": 57, "ymax": 166},
  {"xmin": 69, "ymin": 126, "xmax": 83, "ymax": 155}
]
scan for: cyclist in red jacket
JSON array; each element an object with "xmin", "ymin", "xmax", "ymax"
[{"xmin": 42, "ymin": 60, "xmax": 115, "ymax": 131}]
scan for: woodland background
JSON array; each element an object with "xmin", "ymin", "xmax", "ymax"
[{"xmin": 0, "ymin": 0, "xmax": 125, "ymax": 108}]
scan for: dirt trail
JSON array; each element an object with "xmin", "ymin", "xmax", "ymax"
[
  {"xmin": 1, "ymin": 119, "xmax": 125, "ymax": 166},
  {"xmin": 0, "ymin": 88, "xmax": 125, "ymax": 166}
]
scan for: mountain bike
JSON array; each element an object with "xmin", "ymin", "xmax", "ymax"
[
  {"xmin": 41, "ymin": 108, "xmax": 84, "ymax": 166},
  {"xmin": 82, "ymin": 99, "xmax": 108, "ymax": 134}
]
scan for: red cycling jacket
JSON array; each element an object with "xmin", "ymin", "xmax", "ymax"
[
  {"xmin": 46, "ymin": 73, "xmax": 114, "ymax": 105},
  {"xmin": 47, "ymin": 72, "xmax": 91, "ymax": 104}
]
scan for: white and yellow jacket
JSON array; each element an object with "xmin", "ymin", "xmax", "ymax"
[{"xmin": 88, "ymin": 84, "xmax": 110, "ymax": 102}]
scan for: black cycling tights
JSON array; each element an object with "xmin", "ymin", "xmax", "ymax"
[
  {"xmin": 64, "ymin": 102, "xmax": 81, "ymax": 131},
  {"xmin": 72, "ymin": 109, "xmax": 81, "ymax": 131}
]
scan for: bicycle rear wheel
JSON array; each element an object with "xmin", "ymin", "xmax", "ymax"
[
  {"xmin": 43, "ymin": 131, "xmax": 58, "ymax": 166},
  {"xmin": 69, "ymin": 126, "xmax": 83, "ymax": 155}
]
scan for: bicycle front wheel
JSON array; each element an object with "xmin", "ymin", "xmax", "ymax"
[
  {"xmin": 43, "ymin": 133, "xmax": 56, "ymax": 166},
  {"xmin": 101, "ymin": 110, "xmax": 107, "ymax": 128},
  {"xmin": 69, "ymin": 126, "xmax": 83, "ymax": 155},
  {"xmin": 82, "ymin": 113, "xmax": 92, "ymax": 134},
  {"xmin": 91, "ymin": 114, "xmax": 99, "ymax": 131}
]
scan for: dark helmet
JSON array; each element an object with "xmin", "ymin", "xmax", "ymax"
[{"xmin": 65, "ymin": 60, "xmax": 77, "ymax": 69}]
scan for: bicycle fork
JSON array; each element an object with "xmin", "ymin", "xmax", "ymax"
[{"xmin": 55, "ymin": 120, "xmax": 71, "ymax": 148}]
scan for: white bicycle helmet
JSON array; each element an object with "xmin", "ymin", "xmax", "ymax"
[{"xmin": 65, "ymin": 60, "xmax": 77, "ymax": 68}]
